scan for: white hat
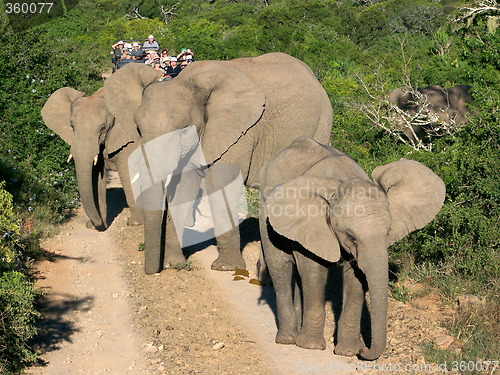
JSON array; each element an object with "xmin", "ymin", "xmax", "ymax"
[
  {"xmin": 148, "ymin": 35, "xmax": 154, "ymax": 39},
  {"xmin": 124, "ymin": 43, "xmax": 132, "ymax": 49},
  {"xmin": 170, "ymin": 57, "xmax": 177, "ymax": 62},
  {"xmin": 117, "ymin": 40, "xmax": 124, "ymax": 45},
  {"xmin": 132, "ymin": 42, "xmax": 140, "ymax": 47}
]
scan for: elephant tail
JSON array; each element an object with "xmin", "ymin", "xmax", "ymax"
[{"xmin": 257, "ymin": 247, "xmax": 272, "ymax": 285}]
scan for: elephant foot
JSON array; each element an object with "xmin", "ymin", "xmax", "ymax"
[
  {"xmin": 127, "ymin": 215, "xmax": 144, "ymax": 226},
  {"xmin": 334, "ymin": 338, "xmax": 364, "ymax": 357},
  {"xmin": 296, "ymin": 332, "xmax": 326, "ymax": 350},
  {"xmin": 86, "ymin": 220, "xmax": 105, "ymax": 231},
  {"xmin": 275, "ymin": 329, "xmax": 298, "ymax": 345},
  {"xmin": 164, "ymin": 254, "xmax": 188, "ymax": 270},
  {"xmin": 211, "ymin": 254, "xmax": 246, "ymax": 271}
]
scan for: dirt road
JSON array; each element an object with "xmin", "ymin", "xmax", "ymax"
[{"xmin": 26, "ymin": 173, "xmax": 457, "ymax": 375}]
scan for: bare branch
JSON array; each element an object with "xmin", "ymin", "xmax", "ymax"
[
  {"xmin": 159, "ymin": 2, "xmax": 177, "ymax": 25},
  {"xmin": 353, "ymin": 72, "xmax": 379, "ymax": 101},
  {"xmin": 451, "ymin": 0, "xmax": 499, "ymax": 24},
  {"xmin": 127, "ymin": 6, "xmax": 147, "ymax": 20}
]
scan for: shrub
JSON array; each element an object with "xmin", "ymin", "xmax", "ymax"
[
  {"xmin": 0, "ymin": 182, "xmax": 21, "ymax": 271},
  {"xmin": 0, "ymin": 271, "xmax": 39, "ymax": 374},
  {"xmin": 0, "ymin": 183, "xmax": 39, "ymax": 374}
]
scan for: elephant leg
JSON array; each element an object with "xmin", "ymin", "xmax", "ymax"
[
  {"xmin": 163, "ymin": 208, "xmax": 186, "ymax": 267},
  {"xmin": 163, "ymin": 169, "xmax": 202, "ymax": 267},
  {"xmin": 259, "ymin": 212, "xmax": 298, "ymax": 344},
  {"xmin": 205, "ymin": 163, "xmax": 245, "ymax": 271},
  {"xmin": 115, "ymin": 148, "xmax": 143, "ymax": 226},
  {"xmin": 293, "ymin": 250, "xmax": 328, "ymax": 350},
  {"xmin": 334, "ymin": 261, "xmax": 365, "ymax": 357}
]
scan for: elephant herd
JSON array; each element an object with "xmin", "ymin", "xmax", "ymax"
[{"xmin": 42, "ymin": 52, "xmax": 446, "ymax": 360}]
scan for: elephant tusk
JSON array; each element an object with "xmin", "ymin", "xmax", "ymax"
[
  {"xmin": 67, "ymin": 154, "xmax": 73, "ymax": 163},
  {"xmin": 93, "ymin": 155, "xmax": 99, "ymax": 166},
  {"xmin": 164, "ymin": 173, "xmax": 172, "ymax": 188},
  {"xmin": 131, "ymin": 173, "xmax": 140, "ymax": 184}
]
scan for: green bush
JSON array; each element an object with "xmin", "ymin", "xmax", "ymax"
[
  {"xmin": 0, "ymin": 183, "xmax": 39, "ymax": 373},
  {"xmin": 0, "ymin": 183, "xmax": 20, "ymax": 273},
  {"xmin": 0, "ymin": 271, "xmax": 39, "ymax": 374}
]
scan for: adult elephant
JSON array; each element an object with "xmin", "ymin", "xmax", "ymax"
[
  {"xmin": 104, "ymin": 53, "xmax": 333, "ymax": 274},
  {"xmin": 389, "ymin": 84, "xmax": 472, "ymax": 144},
  {"xmin": 41, "ymin": 79, "xmax": 161, "ymax": 229},
  {"xmin": 260, "ymin": 137, "xmax": 445, "ymax": 360}
]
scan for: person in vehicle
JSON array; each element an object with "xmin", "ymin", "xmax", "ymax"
[
  {"xmin": 143, "ymin": 35, "xmax": 159, "ymax": 52},
  {"xmin": 164, "ymin": 57, "xmax": 182, "ymax": 79},
  {"xmin": 110, "ymin": 41, "xmax": 124, "ymax": 62},
  {"xmin": 161, "ymin": 56, "xmax": 171, "ymax": 69},
  {"xmin": 153, "ymin": 61, "xmax": 164, "ymax": 73},
  {"xmin": 177, "ymin": 48, "xmax": 195, "ymax": 62},
  {"xmin": 160, "ymin": 50, "xmax": 170, "ymax": 67},
  {"xmin": 120, "ymin": 50, "xmax": 132, "ymax": 61},
  {"xmin": 144, "ymin": 51, "xmax": 160, "ymax": 67},
  {"xmin": 130, "ymin": 42, "xmax": 144, "ymax": 60}
]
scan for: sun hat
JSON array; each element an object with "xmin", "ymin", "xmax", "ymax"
[{"xmin": 148, "ymin": 35, "xmax": 154, "ymax": 39}]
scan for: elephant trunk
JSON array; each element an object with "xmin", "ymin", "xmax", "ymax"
[
  {"xmin": 359, "ymin": 248, "xmax": 388, "ymax": 361},
  {"xmin": 73, "ymin": 149, "xmax": 107, "ymax": 230},
  {"xmin": 142, "ymin": 182, "xmax": 165, "ymax": 274}
]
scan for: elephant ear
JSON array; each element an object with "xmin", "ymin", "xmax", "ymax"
[
  {"xmin": 266, "ymin": 176, "xmax": 341, "ymax": 263},
  {"xmin": 388, "ymin": 88, "xmax": 405, "ymax": 105},
  {"xmin": 372, "ymin": 159, "xmax": 446, "ymax": 246},
  {"xmin": 446, "ymin": 85, "xmax": 472, "ymax": 124},
  {"xmin": 182, "ymin": 61, "xmax": 266, "ymax": 165},
  {"xmin": 41, "ymin": 87, "xmax": 85, "ymax": 145},
  {"xmin": 104, "ymin": 64, "xmax": 163, "ymax": 155},
  {"xmin": 105, "ymin": 113, "xmax": 137, "ymax": 157},
  {"xmin": 388, "ymin": 88, "xmax": 417, "ymax": 111}
]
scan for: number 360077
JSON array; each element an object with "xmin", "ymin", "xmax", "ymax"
[{"xmin": 5, "ymin": 3, "xmax": 54, "ymax": 14}]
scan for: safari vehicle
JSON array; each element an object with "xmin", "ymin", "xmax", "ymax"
[{"xmin": 111, "ymin": 39, "xmax": 160, "ymax": 72}]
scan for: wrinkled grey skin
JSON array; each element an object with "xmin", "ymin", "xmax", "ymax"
[
  {"xmin": 104, "ymin": 53, "xmax": 333, "ymax": 274},
  {"xmin": 260, "ymin": 137, "xmax": 445, "ymax": 360},
  {"xmin": 41, "ymin": 86, "xmax": 153, "ymax": 230},
  {"xmin": 389, "ymin": 85, "xmax": 472, "ymax": 143}
]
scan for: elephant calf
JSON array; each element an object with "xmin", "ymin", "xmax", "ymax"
[{"xmin": 259, "ymin": 137, "xmax": 445, "ymax": 360}]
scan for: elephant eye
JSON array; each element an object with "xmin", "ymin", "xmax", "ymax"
[{"xmin": 346, "ymin": 232, "xmax": 357, "ymax": 247}]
